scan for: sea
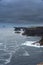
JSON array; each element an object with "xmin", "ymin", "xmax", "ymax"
[{"xmin": 0, "ymin": 23, "xmax": 43, "ymax": 65}]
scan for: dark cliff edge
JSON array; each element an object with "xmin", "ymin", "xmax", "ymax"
[
  {"xmin": 22, "ymin": 27, "xmax": 43, "ymax": 36},
  {"xmin": 14, "ymin": 26, "xmax": 43, "ymax": 45}
]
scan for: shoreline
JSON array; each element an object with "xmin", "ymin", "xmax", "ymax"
[{"xmin": 14, "ymin": 26, "xmax": 43, "ymax": 45}]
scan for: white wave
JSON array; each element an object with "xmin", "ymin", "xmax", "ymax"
[
  {"xmin": 0, "ymin": 53, "xmax": 12, "ymax": 65},
  {"xmin": 5, "ymin": 53, "xmax": 12, "ymax": 64},
  {"xmin": 22, "ymin": 41, "xmax": 43, "ymax": 48},
  {"xmin": 22, "ymin": 51, "xmax": 30, "ymax": 56}
]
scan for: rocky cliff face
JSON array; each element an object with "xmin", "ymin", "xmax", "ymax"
[
  {"xmin": 22, "ymin": 27, "xmax": 43, "ymax": 45},
  {"xmin": 14, "ymin": 26, "xmax": 43, "ymax": 45},
  {"xmin": 22, "ymin": 27, "xmax": 43, "ymax": 36}
]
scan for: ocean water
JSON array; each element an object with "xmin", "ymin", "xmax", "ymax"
[{"xmin": 0, "ymin": 23, "xmax": 43, "ymax": 65}]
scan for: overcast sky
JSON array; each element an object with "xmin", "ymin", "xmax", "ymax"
[{"xmin": 0, "ymin": 0, "xmax": 43, "ymax": 24}]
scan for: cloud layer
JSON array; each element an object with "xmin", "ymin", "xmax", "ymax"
[{"xmin": 0, "ymin": 0, "xmax": 43, "ymax": 24}]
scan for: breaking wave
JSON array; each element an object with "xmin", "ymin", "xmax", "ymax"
[{"xmin": 22, "ymin": 41, "xmax": 43, "ymax": 48}]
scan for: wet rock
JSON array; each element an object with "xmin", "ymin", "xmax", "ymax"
[{"xmin": 39, "ymin": 37, "xmax": 43, "ymax": 45}]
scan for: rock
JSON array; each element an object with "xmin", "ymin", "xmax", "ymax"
[
  {"xmin": 37, "ymin": 62, "xmax": 43, "ymax": 65},
  {"xmin": 22, "ymin": 27, "xmax": 43, "ymax": 36},
  {"xmin": 39, "ymin": 37, "xmax": 43, "ymax": 45},
  {"xmin": 14, "ymin": 27, "xmax": 21, "ymax": 31},
  {"xmin": 14, "ymin": 26, "xmax": 43, "ymax": 45},
  {"xmin": 15, "ymin": 31, "xmax": 21, "ymax": 33}
]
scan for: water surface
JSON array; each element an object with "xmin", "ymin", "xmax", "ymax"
[{"xmin": 0, "ymin": 24, "xmax": 43, "ymax": 65}]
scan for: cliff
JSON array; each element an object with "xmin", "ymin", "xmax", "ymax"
[
  {"xmin": 14, "ymin": 26, "xmax": 43, "ymax": 45},
  {"xmin": 22, "ymin": 27, "xmax": 43, "ymax": 36}
]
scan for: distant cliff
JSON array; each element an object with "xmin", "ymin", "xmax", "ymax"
[
  {"xmin": 22, "ymin": 27, "xmax": 43, "ymax": 45},
  {"xmin": 14, "ymin": 26, "xmax": 43, "ymax": 45},
  {"xmin": 22, "ymin": 27, "xmax": 43, "ymax": 36}
]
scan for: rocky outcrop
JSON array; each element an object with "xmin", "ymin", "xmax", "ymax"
[
  {"xmin": 14, "ymin": 27, "xmax": 21, "ymax": 31},
  {"xmin": 14, "ymin": 26, "xmax": 43, "ymax": 45},
  {"xmin": 22, "ymin": 27, "xmax": 43, "ymax": 36},
  {"xmin": 22, "ymin": 27, "xmax": 43, "ymax": 45},
  {"xmin": 14, "ymin": 27, "xmax": 43, "ymax": 36},
  {"xmin": 14, "ymin": 27, "xmax": 27, "ymax": 31},
  {"xmin": 39, "ymin": 37, "xmax": 43, "ymax": 45}
]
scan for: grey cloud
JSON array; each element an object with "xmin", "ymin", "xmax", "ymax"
[{"xmin": 0, "ymin": 0, "xmax": 43, "ymax": 24}]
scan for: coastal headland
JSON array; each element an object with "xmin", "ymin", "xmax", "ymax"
[{"xmin": 14, "ymin": 26, "xmax": 43, "ymax": 45}]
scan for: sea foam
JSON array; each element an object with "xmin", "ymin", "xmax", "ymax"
[{"xmin": 22, "ymin": 41, "xmax": 43, "ymax": 48}]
